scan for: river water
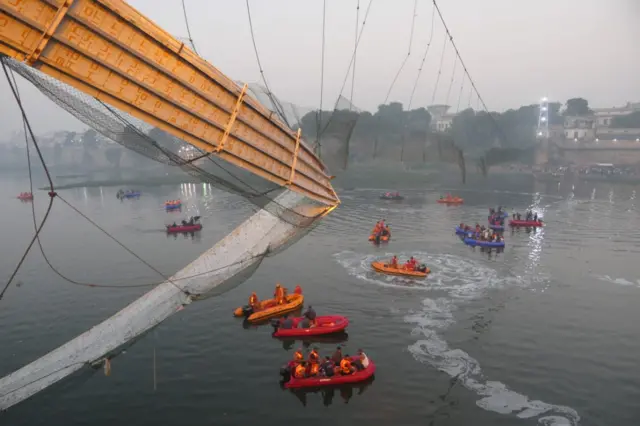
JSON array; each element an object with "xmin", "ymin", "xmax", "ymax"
[{"xmin": 0, "ymin": 174, "xmax": 639, "ymax": 426}]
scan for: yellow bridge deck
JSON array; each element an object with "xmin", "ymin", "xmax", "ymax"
[{"xmin": 0, "ymin": 0, "xmax": 338, "ymax": 206}]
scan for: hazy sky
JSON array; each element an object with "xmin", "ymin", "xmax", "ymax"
[{"xmin": 1, "ymin": 0, "xmax": 638, "ymax": 136}]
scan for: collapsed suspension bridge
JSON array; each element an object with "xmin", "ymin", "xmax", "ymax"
[{"xmin": 0, "ymin": 0, "xmax": 338, "ymax": 410}]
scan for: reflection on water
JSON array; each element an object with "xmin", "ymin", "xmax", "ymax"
[{"xmin": 285, "ymin": 376, "xmax": 375, "ymax": 407}]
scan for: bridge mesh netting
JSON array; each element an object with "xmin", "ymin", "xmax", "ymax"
[{"xmin": 2, "ymin": 57, "xmax": 329, "ymax": 228}]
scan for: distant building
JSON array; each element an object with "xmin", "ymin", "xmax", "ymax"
[
  {"xmin": 563, "ymin": 116, "xmax": 595, "ymax": 141},
  {"xmin": 427, "ymin": 104, "xmax": 455, "ymax": 132},
  {"xmin": 592, "ymin": 102, "xmax": 640, "ymax": 128}
]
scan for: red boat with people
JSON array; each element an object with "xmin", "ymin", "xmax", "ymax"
[
  {"xmin": 166, "ymin": 216, "xmax": 202, "ymax": 233},
  {"xmin": 272, "ymin": 315, "xmax": 349, "ymax": 338},
  {"xmin": 17, "ymin": 192, "xmax": 33, "ymax": 201},
  {"xmin": 281, "ymin": 355, "xmax": 375, "ymax": 389}
]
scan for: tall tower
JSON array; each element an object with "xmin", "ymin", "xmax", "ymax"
[
  {"xmin": 537, "ymin": 97, "xmax": 549, "ymax": 139},
  {"xmin": 535, "ymin": 97, "xmax": 550, "ymax": 165}
]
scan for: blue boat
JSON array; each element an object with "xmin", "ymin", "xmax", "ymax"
[
  {"xmin": 455, "ymin": 226, "xmax": 473, "ymax": 236},
  {"xmin": 463, "ymin": 237, "xmax": 505, "ymax": 248},
  {"xmin": 121, "ymin": 191, "xmax": 141, "ymax": 198}
]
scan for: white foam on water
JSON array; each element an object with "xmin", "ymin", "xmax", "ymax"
[
  {"xmin": 334, "ymin": 250, "xmax": 580, "ymax": 426},
  {"xmin": 597, "ymin": 275, "xmax": 640, "ymax": 288}
]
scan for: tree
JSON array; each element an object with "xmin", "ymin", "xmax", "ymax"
[
  {"xmin": 611, "ymin": 111, "xmax": 640, "ymax": 128},
  {"xmin": 563, "ymin": 98, "xmax": 592, "ymax": 116},
  {"xmin": 105, "ymin": 147, "xmax": 122, "ymax": 168},
  {"xmin": 81, "ymin": 129, "xmax": 99, "ymax": 148}
]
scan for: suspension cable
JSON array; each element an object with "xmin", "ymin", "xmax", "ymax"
[
  {"xmin": 180, "ymin": 0, "xmax": 198, "ymax": 54},
  {"xmin": 349, "ymin": 0, "xmax": 361, "ymax": 110},
  {"xmin": 316, "ymin": 0, "xmax": 327, "ymax": 157},
  {"xmin": 245, "ymin": 0, "xmax": 291, "ymax": 128},
  {"xmin": 0, "ymin": 59, "xmax": 57, "ymax": 303},
  {"xmin": 430, "ymin": 32, "xmax": 448, "ymax": 104},
  {"xmin": 407, "ymin": 2, "xmax": 436, "ymax": 110}
]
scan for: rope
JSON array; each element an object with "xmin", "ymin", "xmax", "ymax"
[
  {"xmin": 348, "ymin": 0, "xmax": 360, "ymax": 110},
  {"xmin": 316, "ymin": 0, "xmax": 374, "ymax": 140},
  {"xmin": 180, "ymin": 0, "xmax": 198, "ymax": 54},
  {"xmin": 0, "ymin": 59, "xmax": 57, "ymax": 304},
  {"xmin": 430, "ymin": 32, "xmax": 448, "ymax": 104},
  {"xmin": 444, "ymin": 55, "xmax": 458, "ymax": 106},
  {"xmin": 456, "ymin": 75, "xmax": 465, "ymax": 113},
  {"xmin": 407, "ymin": 2, "xmax": 436, "ymax": 111},
  {"xmin": 316, "ymin": 0, "xmax": 327, "ymax": 158},
  {"xmin": 245, "ymin": 0, "xmax": 291, "ymax": 128}
]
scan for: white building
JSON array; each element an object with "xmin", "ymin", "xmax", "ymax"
[
  {"xmin": 564, "ymin": 116, "xmax": 595, "ymax": 141},
  {"xmin": 427, "ymin": 104, "xmax": 455, "ymax": 132},
  {"xmin": 592, "ymin": 103, "xmax": 639, "ymax": 127}
]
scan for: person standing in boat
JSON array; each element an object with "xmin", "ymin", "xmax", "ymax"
[{"xmin": 303, "ymin": 305, "xmax": 317, "ymax": 326}]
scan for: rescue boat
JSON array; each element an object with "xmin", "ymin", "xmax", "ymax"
[
  {"xmin": 437, "ymin": 197, "xmax": 464, "ymax": 204},
  {"xmin": 280, "ymin": 356, "xmax": 376, "ymax": 389},
  {"xmin": 370, "ymin": 261, "xmax": 429, "ymax": 277},
  {"xmin": 271, "ymin": 315, "xmax": 349, "ymax": 338},
  {"xmin": 233, "ymin": 290, "xmax": 304, "ymax": 323},
  {"xmin": 166, "ymin": 223, "xmax": 202, "ymax": 233}
]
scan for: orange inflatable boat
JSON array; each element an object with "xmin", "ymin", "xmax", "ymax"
[
  {"xmin": 233, "ymin": 288, "xmax": 304, "ymax": 323},
  {"xmin": 371, "ymin": 261, "xmax": 430, "ymax": 278}
]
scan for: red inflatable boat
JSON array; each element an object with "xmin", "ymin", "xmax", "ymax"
[
  {"xmin": 509, "ymin": 220, "xmax": 543, "ymax": 227},
  {"xmin": 272, "ymin": 315, "xmax": 349, "ymax": 338},
  {"xmin": 282, "ymin": 357, "xmax": 376, "ymax": 389},
  {"xmin": 166, "ymin": 223, "xmax": 202, "ymax": 233}
]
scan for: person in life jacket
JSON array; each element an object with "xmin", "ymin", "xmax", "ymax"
[
  {"xmin": 293, "ymin": 348, "xmax": 304, "ymax": 363},
  {"xmin": 308, "ymin": 347, "xmax": 320, "ymax": 365},
  {"xmin": 390, "ymin": 255, "xmax": 399, "ymax": 268},
  {"xmin": 248, "ymin": 292, "xmax": 259, "ymax": 310},
  {"xmin": 340, "ymin": 355, "xmax": 354, "ymax": 375},
  {"xmin": 294, "ymin": 361, "xmax": 307, "ymax": 379},
  {"xmin": 274, "ymin": 283, "xmax": 285, "ymax": 305},
  {"xmin": 404, "ymin": 256, "xmax": 417, "ymax": 271},
  {"xmin": 308, "ymin": 361, "xmax": 320, "ymax": 377},
  {"xmin": 293, "ymin": 285, "xmax": 302, "ymax": 295}
]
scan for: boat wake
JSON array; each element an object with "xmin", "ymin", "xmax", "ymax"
[
  {"xmin": 596, "ymin": 275, "xmax": 640, "ymax": 289},
  {"xmin": 334, "ymin": 250, "xmax": 580, "ymax": 426}
]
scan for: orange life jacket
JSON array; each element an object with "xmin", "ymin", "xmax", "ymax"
[
  {"xmin": 294, "ymin": 351, "xmax": 304, "ymax": 362},
  {"xmin": 249, "ymin": 294, "xmax": 258, "ymax": 305},
  {"xmin": 340, "ymin": 358, "xmax": 352, "ymax": 374},
  {"xmin": 294, "ymin": 364, "xmax": 306, "ymax": 378},
  {"xmin": 309, "ymin": 350, "xmax": 319, "ymax": 364},
  {"xmin": 309, "ymin": 363, "xmax": 319, "ymax": 376}
]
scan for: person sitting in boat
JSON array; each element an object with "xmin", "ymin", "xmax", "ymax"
[
  {"xmin": 319, "ymin": 356, "xmax": 334, "ymax": 377},
  {"xmin": 516, "ymin": 212, "xmax": 522, "ymax": 220},
  {"xmin": 331, "ymin": 346, "xmax": 343, "ymax": 364},
  {"xmin": 280, "ymin": 314, "xmax": 294, "ymax": 329},
  {"xmin": 303, "ymin": 305, "xmax": 317, "ymax": 326},
  {"xmin": 353, "ymin": 349, "xmax": 369, "ymax": 371},
  {"xmin": 308, "ymin": 360, "xmax": 320, "ymax": 377},
  {"xmin": 293, "ymin": 348, "xmax": 304, "ymax": 363},
  {"xmin": 294, "ymin": 361, "xmax": 307, "ymax": 379},
  {"xmin": 248, "ymin": 292, "xmax": 260, "ymax": 310},
  {"xmin": 340, "ymin": 355, "xmax": 355, "ymax": 375},
  {"xmin": 390, "ymin": 255, "xmax": 399, "ymax": 268},
  {"xmin": 381, "ymin": 225, "xmax": 390, "ymax": 237},
  {"xmin": 181, "ymin": 219, "xmax": 188, "ymax": 226},
  {"xmin": 308, "ymin": 347, "xmax": 320, "ymax": 365},
  {"xmin": 404, "ymin": 256, "xmax": 417, "ymax": 271},
  {"xmin": 533, "ymin": 213, "xmax": 538, "ymax": 222},
  {"xmin": 294, "ymin": 285, "xmax": 302, "ymax": 295},
  {"xmin": 171, "ymin": 222, "xmax": 177, "ymax": 228},
  {"xmin": 274, "ymin": 283, "xmax": 285, "ymax": 305}
]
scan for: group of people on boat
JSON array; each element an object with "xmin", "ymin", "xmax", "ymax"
[
  {"xmin": 512, "ymin": 211, "xmax": 539, "ymax": 222},
  {"xmin": 278, "ymin": 305, "xmax": 317, "ymax": 329},
  {"xmin": 165, "ymin": 200, "xmax": 181, "ymax": 206},
  {"xmin": 382, "ymin": 192, "xmax": 401, "ymax": 198},
  {"xmin": 461, "ymin": 223, "xmax": 504, "ymax": 242},
  {"xmin": 439, "ymin": 193, "xmax": 455, "ymax": 200},
  {"xmin": 18, "ymin": 192, "xmax": 33, "ymax": 198},
  {"xmin": 488, "ymin": 207, "xmax": 506, "ymax": 225},
  {"xmin": 291, "ymin": 346, "xmax": 369, "ymax": 379},
  {"xmin": 372, "ymin": 219, "xmax": 391, "ymax": 238},
  {"xmin": 388, "ymin": 255, "xmax": 427, "ymax": 272},
  {"xmin": 168, "ymin": 216, "xmax": 200, "ymax": 228},
  {"xmin": 248, "ymin": 283, "xmax": 302, "ymax": 309}
]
